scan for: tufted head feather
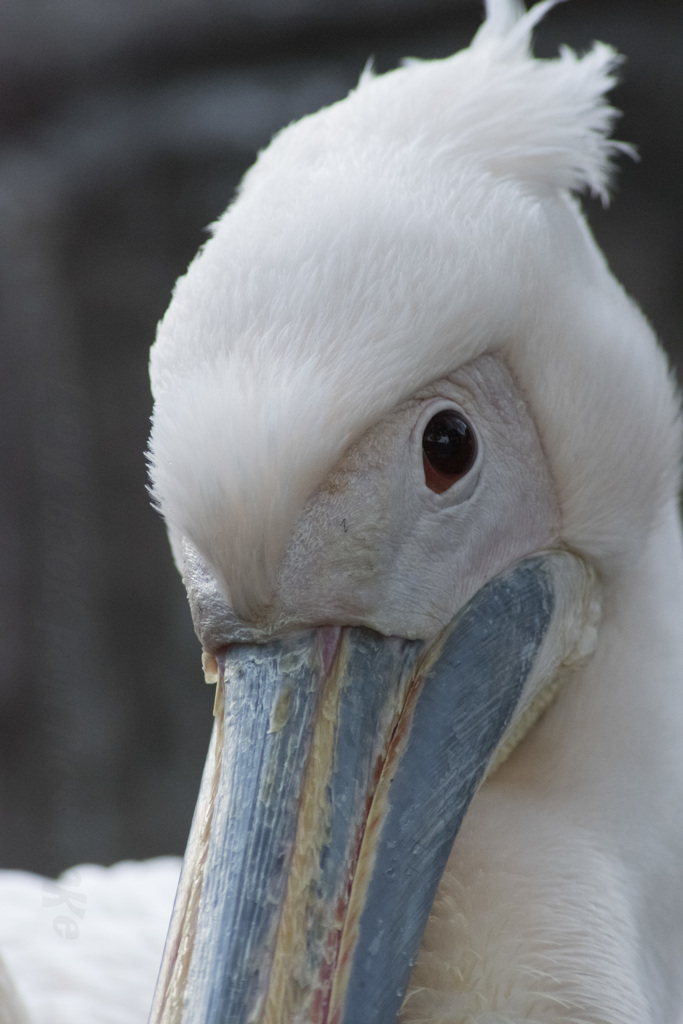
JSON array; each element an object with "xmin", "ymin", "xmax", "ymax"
[{"xmin": 149, "ymin": 0, "xmax": 680, "ymax": 621}]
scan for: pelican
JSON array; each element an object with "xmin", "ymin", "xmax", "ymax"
[
  {"xmin": 1, "ymin": 0, "xmax": 681, "ymax": 1022},
  {"xmin": 145, "ymin": 0, "xmax": 683, "ymax": 1021}
]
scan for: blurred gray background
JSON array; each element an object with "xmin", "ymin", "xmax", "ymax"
[{"xmin": 0, "ymin": 0, "xmax": 680, "ymax": 876}]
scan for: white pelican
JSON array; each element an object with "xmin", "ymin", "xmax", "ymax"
[
  {"xmin": 1, "ymin": 1, "xmax": 681, "ymax": 1023},
  {"xmin": 145, "ymin": 0, "xmax": 683, "ymax": 1021}
]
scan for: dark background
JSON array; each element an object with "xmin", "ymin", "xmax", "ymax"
[{"xmin": 0, "ymin": 0, "xmax": 680, "ymax": 876}]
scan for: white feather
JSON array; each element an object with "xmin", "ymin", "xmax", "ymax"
[
  {"xmin": 0, "ymin": 860, "xmax": 180, "ymax": 1024},
  {"xmin": 149, "ymin": 0, "xmax": 679, "ymax": 622}
]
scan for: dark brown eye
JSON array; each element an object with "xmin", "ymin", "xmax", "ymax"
[{"xmin": 422, "ymin": 409, "xmax": 477, "ymax": 494}]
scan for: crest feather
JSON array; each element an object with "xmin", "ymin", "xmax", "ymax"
[
  {"xmin": 349, "ymin": 0, "xmax": 628, "ymax": 204},
  {"xmin": 479, "ymin": 0, "xmax": 551, "ymax": 45}
]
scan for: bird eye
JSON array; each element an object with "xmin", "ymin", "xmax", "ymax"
[{"xmin": 422, "ymin": 409, "xmax": 477, "ymax": 494}]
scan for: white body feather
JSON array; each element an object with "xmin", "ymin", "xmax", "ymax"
[{"xmin": 0, "ymin": 860, "xmax": 179, "ymax": 1024}]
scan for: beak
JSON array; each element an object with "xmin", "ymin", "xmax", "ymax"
[{"xmin": 149, "ymin": 554, "xmax": 589, "ymax": 1024}]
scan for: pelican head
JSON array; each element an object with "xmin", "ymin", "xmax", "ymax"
[{"xmin": 146, "ymin": 1, "xmax": 682, "ymax": 1021}]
